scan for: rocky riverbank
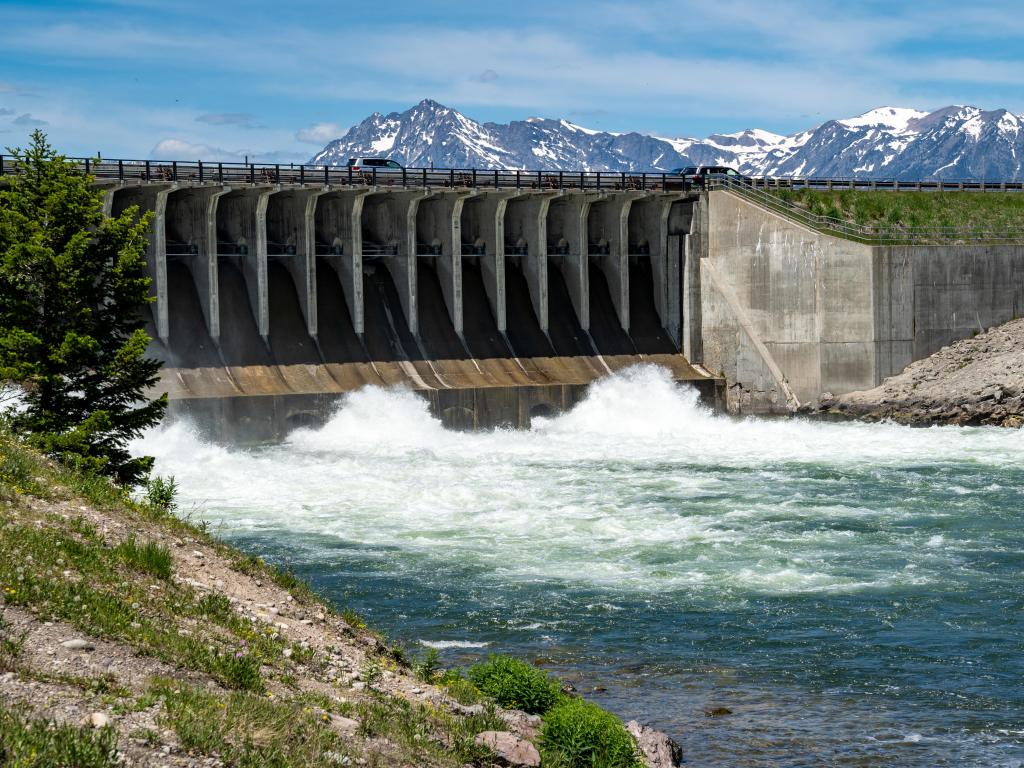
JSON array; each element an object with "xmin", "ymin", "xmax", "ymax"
[
  {"xmin": 0, "ymin": 433, "xmax": 681, "ymax": 768},
  {"xmin": 810, "ymin": 318, "xmax": 1024, "ymax": 428}
]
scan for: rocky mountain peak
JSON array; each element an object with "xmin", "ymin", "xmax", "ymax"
[{"xmin": 309, "ymin": 101, "xmax": 1024, "ymax": 180}]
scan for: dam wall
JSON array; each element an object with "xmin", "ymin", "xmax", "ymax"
[
  {"xmin": 100, "ymin": 179, "xmax": 718, "ymax": 437},
  {"xmin": 697, "ymin": 190, "xmax": 1024, "ymax": 413}
]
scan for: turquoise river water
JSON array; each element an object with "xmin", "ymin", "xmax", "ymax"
[{"xmin": 135, "ymin": 366, "xmax": 1024, "ymax": 767}]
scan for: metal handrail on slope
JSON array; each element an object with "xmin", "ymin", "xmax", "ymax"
[{"xmin": 709, "ymin": 176, "xmax": 1024, "ymax": 244}]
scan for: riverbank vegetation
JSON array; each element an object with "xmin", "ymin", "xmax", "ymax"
[{"xmin": 770, "ymin": 187, "xmax": 1024, "ymax": 240}]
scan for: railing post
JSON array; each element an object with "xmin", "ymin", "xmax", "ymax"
[
  {"xmin": 621, "ymin": 171, "xmax": 626, "ymax": 189},
  {"xmin": 145, "ymin": 160, "xmax": 151, "ymax": 181},
  {"xmin": 597, "ymin": 171, "xmax": 602, "ymax": 189},
  {"xmin": 558, "ymin": 171, "xmax": 563, "ymax": 189},
  {"xmin": 641, "ymin": 173, "xmax": 646, "ymax": 191},
  {"xmin": 118, "ymin": 159, "xmax": 124, "ymax": 181},
  {"xmin": 516, "ymin": 170, "xmax": 521, "ymax": 189},
  {"xmin": 472, "ymin": 168, "xmax": 477, "ymax": 187},
  {"xmin": 423, "ymin": 168, "xmax": 427, "ymax": 187},
  {"xmin": 172, "ymin": 161, "xmax": 177, "ymax": 181},
  {"xmin": 249, "ymin": 164, "xmax": 254, "ymax": 184},
  {"xmin": 373, "ymin": 166, "xmax": 378, "ymax": 186},
  {"xmin": 300, "ymin": 165, "xmax": 305, "ymax": 185},
  {"xmin": 403, "ymin": 167, "xmax": 407, "ymax": 187},
  {"xmin": 580, "ymin": 171, "xmax": 584, "ymax": 189},
  {"xmin": 494, "ymin": 169, "xmax": 499, "ymax": 188},
  {"xmin": 661, "ymin": 172, "xmax": 666, "ymax": 190},
  {"xmin": 450, "ymin": 168, "xmax": 454, "ymax": 187},
  {"xmin": 0, "ymin": 155, "xmax": 4, "ymax": 176},
  {"xmin": 537, "ymin": 170, "xmax": 541, "ymax": 188},
  {"xmin": 275, "ymin": 164, "xmax": 280, "ymax": 183},
  {"xmin": 198, "ymin": 160, "xmax": 204, "ymax": 183},
  {"xmin": 85, "ymin": 157, "xmax": 90, "ymax": 175}
]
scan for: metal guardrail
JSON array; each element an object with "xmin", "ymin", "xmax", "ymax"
[
  {"xmin": 3, "ymin": 154, "xmax": 1023, "ymax": 243},
  {"xmin": 4, "ymin": 153, "xmax": 1024, "ymax": 195},
  {"xmin": 710, "ymin": 176, "xmax": 1024, "ymax": 244},
  {"xmin": 0, "ymin": 155, "xmax": 688, "ymax": 192}
]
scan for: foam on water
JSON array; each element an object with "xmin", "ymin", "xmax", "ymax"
[
  {"xmin": 136, "ymin": 365, "xmax": 1022, "ymax": 595},
  {"xmin": 134, "ymin": 364, "xmax": 1024, "ymax": 766}
]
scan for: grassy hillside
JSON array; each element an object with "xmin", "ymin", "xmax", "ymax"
[
  {"xmin": 770, "ymin": 188, "xmax": 1024, "ymax": 243},
  {"xmin": 0, "ymin": 430, "xmax": 653, "ymax": 767}
]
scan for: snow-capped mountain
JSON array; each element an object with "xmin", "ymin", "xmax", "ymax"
[{"xmin": 310, "ymin": 99, "xmax": 1024, "ymax": 180}]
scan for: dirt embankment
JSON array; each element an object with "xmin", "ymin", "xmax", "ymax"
[{"xmin": 812, "ymin": 318, "xmax": 1024, "ymax": 427}]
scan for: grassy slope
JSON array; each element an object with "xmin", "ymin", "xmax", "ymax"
[
  {"xmin": 770, "ymin": 188, "xmax": 1024, "ymax": 242},
  {"xmin": 0, "ymin": 430, "xmax": 651, "ymax": 768},
  {"xmin": 0, "ymin": 431, "xmax": 512, "ymax": 767}
]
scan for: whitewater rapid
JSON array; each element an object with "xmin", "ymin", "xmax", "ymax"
[{"xmin": 135, "ymin": 366, "xmax": 1020, "ymax": 594}]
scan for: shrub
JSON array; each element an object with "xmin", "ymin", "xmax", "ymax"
[
  {"xmin": 414, "ymin": 647, "xmax": 441, "ymax": 682},
  {"xmin": 467, "ymin": 655, "xmax": 562, "ymax": 714},
  {"xmin": 144, "ymin": 475, "xmax": 177, "ymax": 513},
  {"xmin": 539, "ymin": 698, "xmax": 643, "ymax": 768},
  {"xmin": 114, "ymin": 537, "xmax": 173, "ymax": 580}
]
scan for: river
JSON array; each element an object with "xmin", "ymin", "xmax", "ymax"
[{"xmin": 135, "ymin": 365, "xmax": 1024, "ymax": 767}]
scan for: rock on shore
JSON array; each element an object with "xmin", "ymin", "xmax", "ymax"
[{"xmin": 811, "ymin": 318, "xmax": 1024, "ymax": 427}]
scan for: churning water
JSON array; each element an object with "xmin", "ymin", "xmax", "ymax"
[{"xmin": 134, "ymin": 366, "xmax": 1024, "ymax": 767}]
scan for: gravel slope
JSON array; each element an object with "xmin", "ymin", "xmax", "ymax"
[{"xmin": 813, "ymin": 318, "xmax": 1024, "ymax": 427}]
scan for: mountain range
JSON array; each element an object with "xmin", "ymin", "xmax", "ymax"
[{"xmin": 310, "ymin": 99, "xmax": 1024, "ymax": 180}]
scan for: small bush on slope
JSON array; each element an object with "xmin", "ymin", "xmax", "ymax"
[
  {"xmin": 467, "ymin": 654, "xmax": 562, "ymax": 714},
  {"xmin": 540, "ymin": 698, "xmax": 644, "ymax": 768}
]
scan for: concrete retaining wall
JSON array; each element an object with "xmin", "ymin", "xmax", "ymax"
[{"xmin": 698, "ymin": 190, "xmax": 1024, "ymax": 413}]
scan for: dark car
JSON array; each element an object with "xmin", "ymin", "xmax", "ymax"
[{"xmin": 669, "ymin": 165, "xmax": 746, "ymax": 188}]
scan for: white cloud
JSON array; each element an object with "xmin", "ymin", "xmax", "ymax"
[
  {"xmin": 150, "ymin": 137, "xmax": 305, "ymax": 164},
  {"xmin": 151, "ymin": 138, "xmax": 236, "ymax": 161},
  {"xmin": 295, "ymin": 122, "xmax": 345, "ymax": 144}
]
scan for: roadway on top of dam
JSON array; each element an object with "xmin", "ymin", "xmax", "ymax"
[{"xmin": 3, "ymin": 154, "xmax": 1024, "ymax": 193}]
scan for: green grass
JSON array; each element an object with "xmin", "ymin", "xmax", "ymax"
[
  {"xmin": 150, "ymin": 677, "xmax": 351, "ymax": 767},
  {"xmin": 0, "ymin": 513, "xmax": 284, "ymax": 691},
  {"xmin": 113, "ymin": 537, "xmax": 173, "ymax": 580},
  {"xmin": 467, "ymin": 654, "xmax": 564, "ymax": 715},
  {"xmin": 539, "ymin": 698, "xmax": 644, "ymax": 768},
  {"xmin": 353, "ymin": 693, "xmax": 506, "ymax": 766},
  {"xmin": 769, "ymin": 188, "xmax": 1024, "ymax": 243},
  {"xmin": 0, "ymin": 707, "xmax": 119, "ymax": 768}
]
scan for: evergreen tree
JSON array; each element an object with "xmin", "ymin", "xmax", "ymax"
[{"xmin": 0, "ymin": 131, "xmax": 166, "ymax": 485}]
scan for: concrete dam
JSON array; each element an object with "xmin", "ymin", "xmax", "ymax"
[
  {"xmin": 98, "ymin": 174, "xmax": 720, "ymax": 439},
  {"xmin": 82, "ymin": 164, "xmax": 1024, "ymax": 437}
]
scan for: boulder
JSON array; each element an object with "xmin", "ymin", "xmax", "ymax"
[
  {"xmin": 61, "ymin": 639, "xmax": 95, "ymax": 651},
  {"xmin": 496, "ymin": 708, "xmax": 542, "ymax": 740},
  {"xmin": 626, "ymin": 720, "xmax": 683, "ymax": 768},
  {"xmin": 474, "ymin": 730, "xmax": 541, "ymax": 767}
]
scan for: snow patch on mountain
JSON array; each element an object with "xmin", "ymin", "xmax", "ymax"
[{"xmin": 310, "ymin": 99, "xmax": 1024, "ymax": 180}]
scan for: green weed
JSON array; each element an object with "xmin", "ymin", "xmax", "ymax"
[
  {"xmin": 467, "ymin": 654, "xmax": 563, "ymax": 715},
  {"xmin": 539, "ymin": 698, "xmax": 644, "ymax": 768},
  {"xmin": 113, "ymin": 537, "xmax": 173, "ymax": 580},
  {"xmin": 0, "ymin": 707, "xmax": 119, "ymax": 768}
]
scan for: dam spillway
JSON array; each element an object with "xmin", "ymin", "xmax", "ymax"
[
  {"xmin": 103, "ymin": 178, "xmax": 719, "ymax": 439},
  {"xmin": 89, "ymin": 163, "xmax": 1024, "ymax": 433}
]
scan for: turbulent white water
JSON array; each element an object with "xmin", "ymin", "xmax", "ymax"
[
  {"xmin": 134, "ymin": 365, "xmax": 1024, "ymax": 766},
  {"xmin": 137, "ymin": 366, "xmax": 1020, "ymax": 594}
]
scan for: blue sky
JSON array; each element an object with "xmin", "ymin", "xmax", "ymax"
[{"xmin": 2, "ymin": 0, "xmax": 1023, "ymax": 161}]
